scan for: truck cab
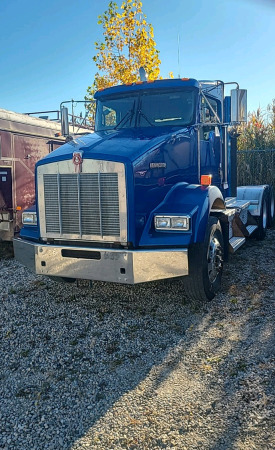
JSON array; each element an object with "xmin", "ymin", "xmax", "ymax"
[{"xmin": 13, "ymin": 78, "xmax": 274, "ymax": 304}]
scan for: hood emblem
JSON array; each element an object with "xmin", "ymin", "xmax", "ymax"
[{"xmin": 72, "ymin": 151, "xmax": 83, "ymax": 173}]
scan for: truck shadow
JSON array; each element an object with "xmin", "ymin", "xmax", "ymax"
[{"xmin": 1, "ymin": 231, "xmax": 274, "ymax": 449}]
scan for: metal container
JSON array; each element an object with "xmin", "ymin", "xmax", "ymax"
[{"xmin": 0, "ymin": 108, "xmax": 65, "ymax": 240}]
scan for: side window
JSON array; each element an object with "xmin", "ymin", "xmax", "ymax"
[{"xmin": 201, "ymin": 96, "xmax": 219, "ymax": 123}]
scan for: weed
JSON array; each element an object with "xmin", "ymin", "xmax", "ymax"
[
  {"xmin": 206, "ymin": 356, "xmax": 223, "ymax": 364},
  {"xmin": 32, "ymin": 280, "xmax": 46, "ymax": 287},
  {"xmin": 16, "ymin": 388, "xmax": 32, "ymax": 398},
  {"xmin": 171, "ymin": 324, "xmax": 183, "ymax": 333},
  {"xmin": 110, "ymin": 358, "xmax": 124, "ymax": 369},
  {"xmin": 230, "ymin": 359, "xmax": 248, "ymax": 376},
  {"xmin": 9, "ymin": 288, "xmax": 17, "ymax": 295},
  {"xmin": 95, "ymin": 392, "xmax": 105, "ymax": 401},
  {"xmin": 105, "ymin": 340, "xmax": 120, "ymax": 354}
]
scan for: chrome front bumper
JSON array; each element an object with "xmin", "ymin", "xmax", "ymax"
[{"xmin": 13, "ymin": 238, "xmax": 189, "ymax": 284}]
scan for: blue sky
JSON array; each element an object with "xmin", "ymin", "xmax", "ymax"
[{"xmin": 0, "ymin": 0, "xmax": 274, "ymax": 116}]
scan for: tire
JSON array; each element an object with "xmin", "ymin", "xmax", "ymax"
[
  {"xmin": 267, "ymin": 186, "xmax": 275, "ymax": 228},
  {"xmin": 255, "ymin": 191, "xmax": 268, "ymax": 240},
  {"xmin": 183, "ymin": 216, "xmax": 224, "ymax": 305}
]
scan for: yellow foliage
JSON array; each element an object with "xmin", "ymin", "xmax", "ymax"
[{"xmin": 87, "ymin": 0, "xmax": 161, "ymax": 101}]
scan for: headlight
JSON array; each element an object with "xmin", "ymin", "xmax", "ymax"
[
  {"xmin": 22, "ymin": 212, "xmax": 37, "ymax": 226},
  {"xmin": 171, "ymin": 217, "xmax": 189, "ymax": 230},
  {"xmin": 155, "ymin": 216, "xmax": 171, "ymax": 229},
  {"xmin": 154, "ymin": 215, "xmax": 190, "ymax": 231}
]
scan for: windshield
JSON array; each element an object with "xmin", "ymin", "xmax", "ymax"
[{"xmin": 95, "ymin": 89, "xmax": 197, "ymax": 132}]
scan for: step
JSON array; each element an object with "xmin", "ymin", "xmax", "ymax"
[
  {"xmin": 246, "ymin": 225, "xmax": 258, "ymax": 236},
  {"xmin": 210, "ymin": 208, "xmax": 236, "ymax": 218},
  {"xmin": 229, "ymin": 236, "xmax": 246, "ymax": 253},
  {"xmin": 225, "ymin": 198, "xmax": 250, "ymax": 210}
]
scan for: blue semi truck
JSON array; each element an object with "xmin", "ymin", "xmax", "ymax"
[{"xmin": 13, "ymin": 78, "xmax": 275, "ymax": 303}]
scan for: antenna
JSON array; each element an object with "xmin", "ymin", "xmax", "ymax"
[{"xmin": 177, "ymin": 33, "xmax": 181, "ymax": 78}]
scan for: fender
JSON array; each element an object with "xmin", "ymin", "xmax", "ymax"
[
  {"xmin": 19, "ymin": 205, "xmax": 40, "ymax": 241},
  {"xmin": 237, "ymin": 185, "xmax": 269, "ymax": 216},
  {"xmin": 139, "ymin": 183, "xmax": 225, "ymax": 246}
]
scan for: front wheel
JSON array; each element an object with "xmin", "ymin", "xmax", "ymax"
[{"xmin": 183, "ymin": 217, "xmax": 224, "ymax": 305}]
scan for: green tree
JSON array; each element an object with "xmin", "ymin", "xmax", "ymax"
[{"xmin": 87, "ymin": 0, "xmax": 161, "ymax": 102}]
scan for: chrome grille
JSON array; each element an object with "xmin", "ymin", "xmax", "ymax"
[
  {"xmin": 43, "ymin": 172, "xmax": 120, "ymax": 237},
  {"xmin": 44, "ymin": 175, "xmax": 60, "ymax": 233}
]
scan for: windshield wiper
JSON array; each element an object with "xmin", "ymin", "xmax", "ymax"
[
  {"xmin": 138, "ymin": 110, "xmax": 155, "ymax": 127},
  {"xmin": 114, "ymin": 104, "xmax": 135, "ymax": 130}
]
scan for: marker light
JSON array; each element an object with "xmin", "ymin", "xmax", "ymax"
[{"xmin": 201, "ymin": 175, "xmax": 212, "ymax": 186}]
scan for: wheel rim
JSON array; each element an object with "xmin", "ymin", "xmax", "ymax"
[
  {"xmin": 263, "ymin": 200, "xmax": 268, "ymax": 229},
  {"xmin": 207, "ymin": 232, "xmax": 223, "ymax": 284}
]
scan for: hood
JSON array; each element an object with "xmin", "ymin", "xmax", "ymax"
[{"xmin": 37, "ymin": 127, "xmax": 192, "ymax": 166}]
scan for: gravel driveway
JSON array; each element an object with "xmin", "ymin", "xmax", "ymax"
[{"xmin": 0, "ymin": 231, "xmax": 274, "ymax": 450}]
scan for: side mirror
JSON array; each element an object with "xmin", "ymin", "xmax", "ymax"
[
  {"xmin": 231, "ymin": 89, "xmax": 247, "ymax": 123},
  {"xmin": 61, "ymin": 106, "xmax": 69, "ymax": 136}
]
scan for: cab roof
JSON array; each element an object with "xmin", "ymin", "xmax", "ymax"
[{"xmin": 94, "ymin": 78, "xmax": 199, "ymax": 99}]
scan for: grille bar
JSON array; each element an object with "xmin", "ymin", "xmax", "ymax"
[
  {"xmin": 43, "ymin": 172, "xmax": 121, "ymax": 238},
  {"xmin": 98, "ymin": 172, "xmax": 103, "ymax": 237},
  {"xmin": 77, "ymin": 174, "xmax": 82, "ymax": 238},
  {"xmin": 57, "ymin": 173, "xmax": 62, "ymax": 234},
  {"xmin": 44, "ymin": 174, "xmax": 60, "ymax": 234}
]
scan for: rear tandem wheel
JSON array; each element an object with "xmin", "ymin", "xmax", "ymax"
[
  {"xmin": 267, "ymin": 186, "xmax": 275, "ymax": 228},
  {"xmin": 255, "ymin": 190, "xmax": 268, "ymax": 240}
]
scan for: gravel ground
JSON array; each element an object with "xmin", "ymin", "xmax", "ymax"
[{"xmin": 0, "ymin": 231, "xmax": 274, "ymax": 450}]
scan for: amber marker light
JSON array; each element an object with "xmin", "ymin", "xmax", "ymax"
[
  {"xmin": 201, "ymin": 175, "xmax": 212, "ymax": 186},
  {"xmin": 16, "ymin": 206, "xmax": 22, "ymax": 211}
]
